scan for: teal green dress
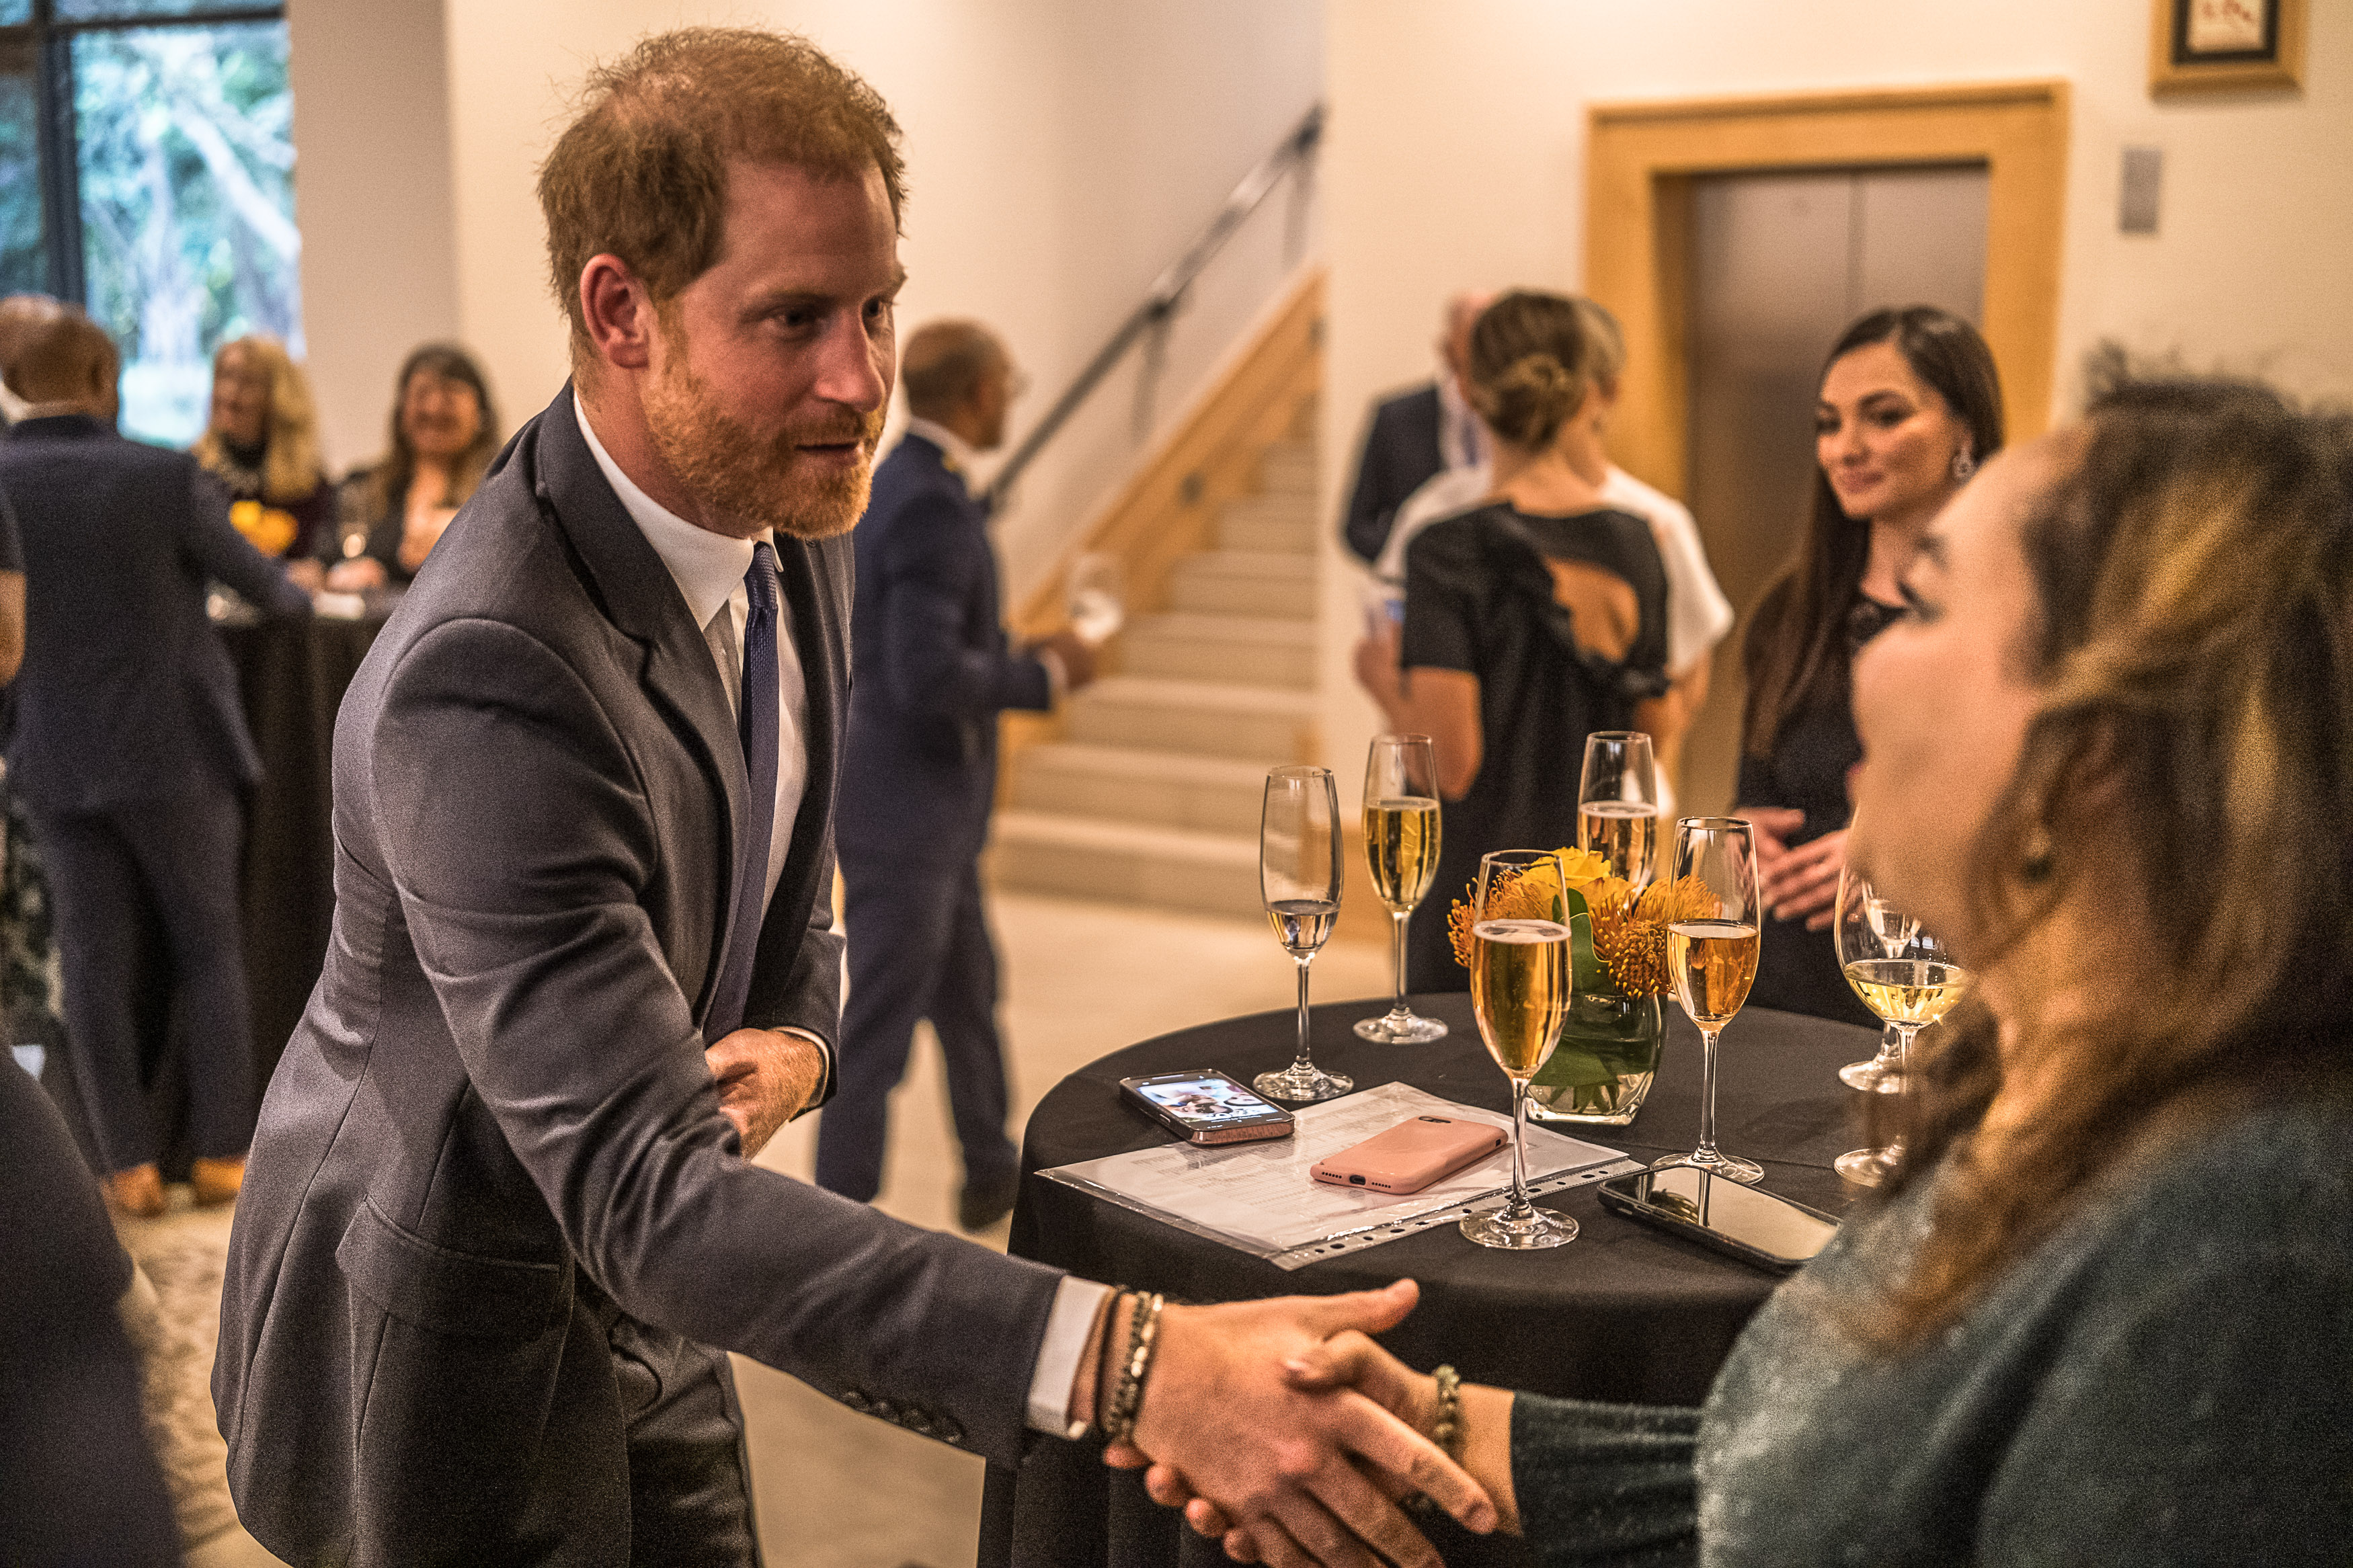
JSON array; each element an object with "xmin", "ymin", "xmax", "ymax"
[{"xmin": 1509, "ymin": 1096, "xmax": 2353, "ymax": 1565}]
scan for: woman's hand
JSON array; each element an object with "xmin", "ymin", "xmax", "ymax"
[
  {"xmin": 1351, "ymin": 621, "xmax": 1405, "ymax": 721},
  {"xmin": 325, "ymin": 556, "xmax": 388, "ymax": 592},
  {"xmin": 1760, "ymin": 825, "xmax": 1845, "ymax": 930}
]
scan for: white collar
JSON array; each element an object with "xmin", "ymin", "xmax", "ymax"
[
  {"xmin": 902, "ymin": 417, "xmax": 980, "ymax": 485},
  {"xmin": 573, "ymin": 392, "xmax": 764, "ymax": 631}
]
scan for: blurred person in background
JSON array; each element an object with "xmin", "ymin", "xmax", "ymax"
[
  {"xmin": 1734, "ymin": 306, "xmax": 2003, "ymax": 1028},
  {"xmin": 323, "ymin": 342, "xmax": 498, "ymax": 591},
  {"xmin": 1135, "ymin": 370, "xmax": 2353, "ymax": 1568},
  {"xmin": 193, "ymin": 335, "xmax": 335, "ymax": 591},
  {"xmin": 1356, "ymin": 290, "xmax": 1674, "ymax": 992},
  {"xmin": 816, "ymin": 319, "xmax": 1096, "ymax": 1230},
  {"xmin": 0, "ymin": 311, "xmax": 310, "ymax": 1216},
  {"xmin": 0, "ymin": 294, "xmax": 67, "ymax": 426},
  {"xmin": 1370, "ymin": 294, "xmax": 1732, "ymax": 804},
  {"xmin": 1340, "ymin": 291, "xmax": 1492, "ymax": 565}
]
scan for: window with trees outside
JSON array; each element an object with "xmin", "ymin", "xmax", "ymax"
[{"xmin": 0, "ymin": 0, "xmax": 298, "ymax": 446}]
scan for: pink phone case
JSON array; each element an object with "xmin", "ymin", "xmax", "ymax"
[{"xmin": 1310, "ymin": 1115, "xmax": 1507, "ymax": 1195}]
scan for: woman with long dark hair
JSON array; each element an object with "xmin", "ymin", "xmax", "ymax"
[
  {"xmin": 1735, "ymin": 306, "xmax": 2003, "ymax": 1025},
  {"xmin": 1357, "ymin": 291, "xmax": 1675, "ymax": 991},
  {"xmin": 1133, "ymin": 371, "xmax": 2353, "ymax": 1563},
  {"xmin": 324, "ymin": 343, "xmax": 500, "ymax": 591}
]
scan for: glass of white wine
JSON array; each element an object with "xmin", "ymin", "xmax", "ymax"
[
  {"xmin": 1577, "ymin": 731, "xmax": 1660, "ymax": 889},
  {"xmin": 1066, "ymin": 552, "xmax": 1125, "ymax": 647},
  {"xmin": 1832, "ymin": 866, "xmax": 1969, "ymax": 1187},
  {"xmin": 1460, "ymin": 849, "xmax": 1579, "ymax": 1250},
  {"xmin": 1659, "ymin": 817, "xmax": 1765, "ymax": 1184},
  {"xmin": 1254, "ymin": 766, "xmax": 1352, "ymax": 1104},
  {"xmin": 1354, "ymin": 735, "xmax": 1447, "ymax": 1045}
]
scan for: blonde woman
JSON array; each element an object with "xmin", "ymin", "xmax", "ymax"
[{"xmin": 194, "ymin": 335, "xmax": 335, "ymax": 591}]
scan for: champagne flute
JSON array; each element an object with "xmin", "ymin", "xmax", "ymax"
[
  {"xmin": 1460, "ymin": 850, "xmax": 1578, "ymax": 1250},
  {"xmin": 1577, "ymin": 731, "xmax": 1660, "ymax": 889},
  {"xmin": 1659, "ymin": 817, "xmax": 1765, "ymax": 1184},
  {"xmin": 1353, "ymin": 735, "xmax": 1447, "ymax": 1044},
  {"xmin": 1833, "ymin": 866, "xmax": 1970, "ymax": 1186},
  {"xmin": 1066, "ymin": 552, "xmax": 1125, "ymax": 647},
  {"xmin": 1253, "ymin": 766, "xmax": 1352, "ymax": 1104}
]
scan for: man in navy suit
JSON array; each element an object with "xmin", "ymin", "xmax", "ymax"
[
  {"xmin": 0, "ymin": 311, "xmax": 309, "ymax": 1216},
  {"xmin": 1340, "ymin": 292, "xmax": 1492, "ymax": 565},
  {"xmin": 816, "ymin": 320, "xmax": 1094, "ymax": 1229}
]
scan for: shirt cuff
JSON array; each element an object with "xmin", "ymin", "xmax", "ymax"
[
  {"xmin": 774, "ymin": 1026, "xmax": 834, "ymax": 1114},
  {"xmin": 1033, "ymin": 647, "xmax": 1067, "ymax": 705},
  {"xmin": 1025, "ymin": 1276, "xmax": 1115, "ymax": 1436}
]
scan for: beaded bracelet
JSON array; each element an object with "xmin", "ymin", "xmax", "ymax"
[
  {"xmin": 1099, "ymin": 1292, "xmax": 1165, "ymax": 1444},
  {"xmin": 1404, "ymin": 1364, "xmax": 1463, "ymax": 1516}
]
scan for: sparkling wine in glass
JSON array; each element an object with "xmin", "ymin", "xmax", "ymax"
[
  {"xmin": 1659, "ymin": 817, "xmax": 1765, "ymax": 1184},
  {"xmin": 1066, "ymin": 552, "xmax": 1125, "ymax": 647},
  {"xmin": 1354, "ymin": 735, "xmax": 1447, "ymax": 1045},
  {"xmin": 1837, "ymin": 888, "xmax": 1919, "ymax": 1090},
  {"xmin": 1460, "ymin": 850, "xmax": 1578, "ymax": 1250},
  {"xmin": 1577, "ymin": 731, "xmax": 1660, "ymax": 889},
  {"xmin": 1254, "ymin": 766, "xmax": 1352, "ymax": 1104},
  {"xmin": 1833, "ymin": 866, "xmax": 1970, "ymax": 1187}
]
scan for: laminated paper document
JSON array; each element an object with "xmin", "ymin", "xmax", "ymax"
[{"xmin": 1039, "ymin": 1081, "xmax": 1639, "ymax": 1270}]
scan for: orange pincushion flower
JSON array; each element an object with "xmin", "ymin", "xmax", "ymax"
[
  {"xmin": 1585, "ymin": 875, "xmax": 1716, "ymax": 997},
  {"xmin": 1445, "ymin": 847, "xmax": 1611, "ymax": 968}
]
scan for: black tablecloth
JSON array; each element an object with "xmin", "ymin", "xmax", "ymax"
[
  {"xmin": 981, "ymin": 995, "xmax": 1876, "ymax": 1568},
  {"xmin": 223, "ymin": 609, "xmax": 387, "ymax": 1087}
]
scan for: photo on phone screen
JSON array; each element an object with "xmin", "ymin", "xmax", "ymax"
[{"xmin": 1135, "ymin": 1076, "xmax": 1279, "ymax": 1124}]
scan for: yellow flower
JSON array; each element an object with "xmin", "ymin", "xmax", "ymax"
[
  {"xmin": 1445, "ymin": 847, "xmax": 1612, "ymax": 968},
  {"xmin": 1586, "ymin": 875, "xmax": 1718, "ymax": 997},
  {"xmin": 230, "ymin": 499, "xmax": 299, "ymax": 557}
]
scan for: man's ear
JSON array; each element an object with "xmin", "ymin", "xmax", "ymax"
[{"xmin": 579, "ymin": 255, "xmax": 658, "ymax": 374}]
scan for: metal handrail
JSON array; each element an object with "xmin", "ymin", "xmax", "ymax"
[{"xmin": 982, "ymin": 103, "xmax": 1323, "ymax": 512}]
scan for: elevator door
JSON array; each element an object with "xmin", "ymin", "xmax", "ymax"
[{"xmin": 1678, "ymin": 163, "xmax": 1988, "ymax": 817}]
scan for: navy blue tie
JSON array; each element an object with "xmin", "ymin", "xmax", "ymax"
[{"xmin": 707, "ymin": 540, "xmax": 780, "ymax": 1042}]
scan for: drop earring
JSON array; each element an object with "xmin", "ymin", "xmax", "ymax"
[{"xmin": 1951, "ymin": 444, "xmax": 1977, "ymax": 482}]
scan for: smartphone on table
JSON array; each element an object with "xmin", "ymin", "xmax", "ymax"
[
  {"xmin": 1309, "ymin": 1114, "xmax": 1507, "ymax": 1195},
  {"xmin": 1119, "ymin": 1070, "xmax": 1295, "ymax": 1145}
]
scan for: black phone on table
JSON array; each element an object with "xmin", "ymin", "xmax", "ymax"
[
  {"xmin": 1598, "ymin": 1165, "xmax": 1837, "ymax": 1274},
  {"xmin": 1119, "ymin": 1070, "xmax": 1295, "ymax": 1145}
]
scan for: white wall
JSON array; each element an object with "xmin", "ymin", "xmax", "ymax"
[
  {"xmin": 1318, "ymin": 0, "xmax": 2353, "ymax": 796},
  {"xmin": 437, "ymin": 0, "xmax": 1321, "ymax": 593},
  {"xmin": 287, "ymin": 0, "xmax": 462, "ymax": 472}
]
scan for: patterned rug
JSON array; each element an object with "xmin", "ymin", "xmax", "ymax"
[{"xmin": 113, "ymin": 1193, "xmax": 245, "ymax": 1554}]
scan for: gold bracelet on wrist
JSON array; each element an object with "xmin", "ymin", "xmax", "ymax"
[
  {"xmin": 1404, "ymin": 1364, "xmax": 1463, "ymax": 1516},
  {"xmin": 1099, "ymin": 1292, "xmax": 1164, "ymax": 1445}
]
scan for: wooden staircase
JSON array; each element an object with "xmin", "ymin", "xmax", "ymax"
[{"xmin": 986, "ymin": 273, "xmax": 1324, "ymax": 919}]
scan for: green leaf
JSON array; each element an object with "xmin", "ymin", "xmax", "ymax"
[{"xmin": 1562, "ymin": 888, "xmax": 1607, "ymax": 996}]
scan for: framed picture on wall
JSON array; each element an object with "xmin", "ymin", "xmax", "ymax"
[{"xmin": 2150, "ymin": 0, "xmax": 2307, "ymax": 93}]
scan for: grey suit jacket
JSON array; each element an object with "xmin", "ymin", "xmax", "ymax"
[{"xmin": 214, "ymin": 386, "xmax": 1066, "ymax": 1567}]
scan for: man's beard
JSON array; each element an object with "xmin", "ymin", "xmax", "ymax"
[{"xmin": 641, "ymin": 352, "xmax": 883, "ymax": 541}]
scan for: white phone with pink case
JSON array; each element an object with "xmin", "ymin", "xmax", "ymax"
[{"xmin": 1310, "ymin": 1114, "xmax": 1506, "ymax": 1195}]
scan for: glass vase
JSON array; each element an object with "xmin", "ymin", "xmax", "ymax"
[{"xmin": 1526, "ymin": 984, "xmax": 1665, "ymax": 1125}]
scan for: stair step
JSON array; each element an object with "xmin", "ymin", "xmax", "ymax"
[
  {"xmin": 1168, "ymin": 558, "xmax": 1318, "ymax": 618},
  {"xmin": 1121, "ymin": 612, "xmax": 1316, "ymax": 689},
  {"xmin": 1064, "ymin": 676, "xmax": 1316, "ymax": 761},
  {"xmin": 986, "ymin": 811, "xmax": 1263, "ymax": 919},
  {"xmin": 1259, "ymin": 440, "xmax": 1316, "ymax": 497},
  {"xmin": 1009, "ymin": 743, "xmax": 1275, "ymax": 835},
  {"xmin": 1215, "ymin": 496, "xmax": 1318, "ymax": 554}
]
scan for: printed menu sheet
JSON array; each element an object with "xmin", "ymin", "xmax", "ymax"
[{"xmin": 1039, "ymin": 1081, "xmax": 1632, "ymax": 1269}]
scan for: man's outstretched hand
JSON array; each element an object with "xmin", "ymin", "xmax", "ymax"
[
  {"xmin": 1094, "ymin": 1280, "xmax": 1496, "ymax": 1567},
  {"xmin": 704, "ymin": 1028, "xmax": 824, "ymax": 1157}
]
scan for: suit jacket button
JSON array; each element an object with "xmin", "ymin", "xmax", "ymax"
[
  {"xmin": 870, "ymin": 1397, "xmax": 899, "ymax": 1423},
  {"xmin": 904, "ymin": 1409, "xmax": 935, "ymax": 1438},
  {"xmin": 936, "ymin": 1417, "xmax": 964, "ymax": 1446},
  {"xmin": 841, "ymin": 1389, "xmax": 870, "ymax": 1413}
]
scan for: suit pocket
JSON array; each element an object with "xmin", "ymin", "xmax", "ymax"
[{"xmin": 335, "ymin": 1199, "xmax": 571, "ymax": 1340}]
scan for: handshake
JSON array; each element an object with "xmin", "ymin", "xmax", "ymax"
[{"xmin": 1075, "ymin": 1278, "xmax": 1510, "ymax": 1567}]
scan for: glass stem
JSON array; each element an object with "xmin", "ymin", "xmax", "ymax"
[
  {"xmin": 1388, "ymin": 910, "xmax": 1412, "ymax": 1018},
  {"xmin": 1507, "ymin": 1077, "xmax": 1532, "ymax": 1217},
  {"xmin": 1889, "ymin": 1024, "xmax": 1919, "ymax": 1156},
  {"xmin": 1291, "ymin": 954, "xmax": 1315, "ymax": 1072},
  {"xmin": 1876, "ymin": 1021, "xmax": 1903, "ymax": 1071},
  {"xmin": 1695, "ymin": 1026, "xmax": 1723, "ymax": 1162}
]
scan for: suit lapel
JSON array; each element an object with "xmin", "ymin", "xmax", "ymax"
[{"xmin": 530, "ymin": 386, "xmax": 746, "ymax": 1024}]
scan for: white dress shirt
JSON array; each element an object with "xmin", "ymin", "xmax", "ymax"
[{"xmin": 575, "ymin": 397, "xmax": 1106, "ymax": 1434}]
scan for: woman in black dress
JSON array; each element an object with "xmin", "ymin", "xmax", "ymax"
[
  {"xmin": 1734, "ymin": 306, "xmax": 2003, "ymax": 1026},
  {"xmin": 1357, "ymin": 292, "xmax": 1673, "ymax": 991},
  {"xmin": 323, "ymin": 343, "xmax": 499, "ymax": 591}
]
